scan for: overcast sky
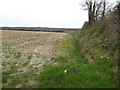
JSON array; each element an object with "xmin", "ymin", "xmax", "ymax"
[{"xmin": 0, "ymin": 0, "xmax": 117, "ymax": 28}]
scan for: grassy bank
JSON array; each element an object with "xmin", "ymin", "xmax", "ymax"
[
  {"xmin": 33, "ymin": 33, "xmax": 117, "ymax": 88},
  {"xmin": 79, "ymin": 26, "xmax": 118, "ymax": 62}
]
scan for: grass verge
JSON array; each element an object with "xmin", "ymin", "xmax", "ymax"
[{"xmin": 33, "ymin": 33, "xmax": 117, "ymax": 88}]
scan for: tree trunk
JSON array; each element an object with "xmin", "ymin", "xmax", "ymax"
[
  {"xmin": 92, "ymin": 1, "xmax": 96, "ymax": 22},
  {"xmin": 102, "ymin": 0, "xmax": 106, "ymax": 17},
  {"xmin": 89, "ymin": 1, "xmax": 93, "ymax": 24}
]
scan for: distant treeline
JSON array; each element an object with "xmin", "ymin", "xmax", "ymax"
[{"xmin": 1, "ymin": 27, "xmax": 80, "ymax": 32}]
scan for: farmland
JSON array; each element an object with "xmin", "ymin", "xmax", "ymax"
[
  {"xmin": 1, "ymin": 29, "xmax": 117, "ymax": 88},
  {"xmin": 2, "ymin": 30, "xmax": 68, "ymax": 87}
]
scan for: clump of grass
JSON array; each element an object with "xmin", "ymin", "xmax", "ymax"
[{"xmin": 27, "ymin": 53, "xmax": 33, "ymax": 60}]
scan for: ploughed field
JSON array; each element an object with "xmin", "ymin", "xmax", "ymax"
[{"xmin": 2, "ymin": 30, "xmax": 68, "ymax": 88}]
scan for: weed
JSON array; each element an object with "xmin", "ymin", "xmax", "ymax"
[
  {"xmin": 3, "ymin": 50, "xmax": 21, "ymax": 59},
  {"xmin": 3, "ymin": 50, "xmax": 13, "ymax": 58},
  {"xmin": 27, "ymin": 53, "xmax": 33, "ymax": 60},
  {"xmin": 14, "ymin": 52, "xmax": 21, "ymax": 59}
]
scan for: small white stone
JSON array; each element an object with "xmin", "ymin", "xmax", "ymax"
[{"xmin": 64, "ymin": 70, "xmax": 67, "ymax": 73}]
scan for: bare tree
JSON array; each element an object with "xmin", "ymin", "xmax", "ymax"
[{"xmin": 81, "ymin": 0, "xmax": 108, "ymax": 24}]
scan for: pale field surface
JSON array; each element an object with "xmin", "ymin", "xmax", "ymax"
[{"xmin": 2, "ymin": 30, "xmax": 68, "ymax": 88}]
